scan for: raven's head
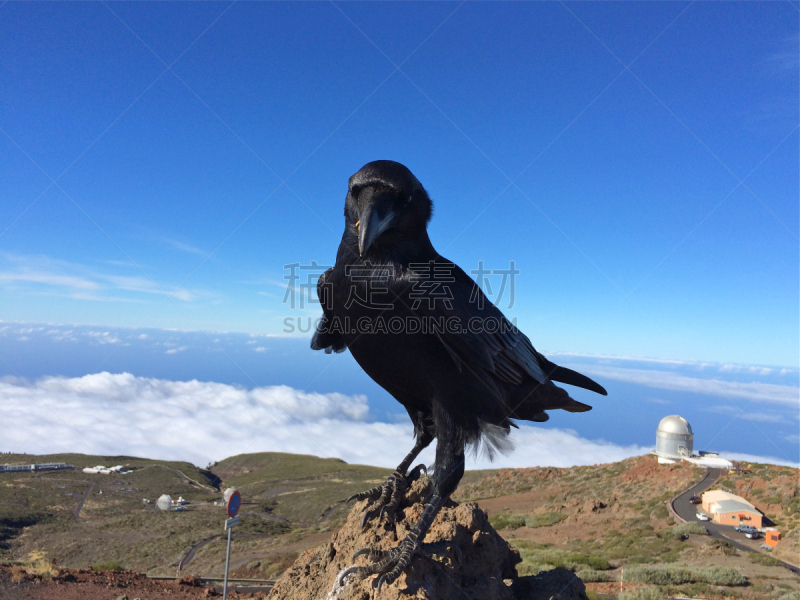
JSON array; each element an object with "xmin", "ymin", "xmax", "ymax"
[{"xmin": 346, "ymin": 160, "xmax": 432, "ymax": 257}]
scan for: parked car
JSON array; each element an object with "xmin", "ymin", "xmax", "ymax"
[
  {"xmin": 736, "ymin": 525, "xmax": 758, "ymax": 534},
  {"xmin": 689, "ymin": 496, "xmax": 702, "ymax": 504},
  {"xmin": 745, "ymin": 531, "xmax": 760, "ymax": 539},
  {"xmin": 696, "ymin": 512, "xmax": 710, "ymax": 521}
]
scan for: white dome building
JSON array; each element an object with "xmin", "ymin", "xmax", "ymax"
[{"xmin": 655, "ymin": 415, "xmax": 694, "ymax": 464}]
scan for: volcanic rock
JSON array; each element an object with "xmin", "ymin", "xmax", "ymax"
[{"xmin": 269, "ymin": 478, "xmax": 588, "ymax": 600}]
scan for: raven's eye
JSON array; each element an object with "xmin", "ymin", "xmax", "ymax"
[{"xmin": 406, "ymin": 193, "xmax": 413, "ymax": 204}]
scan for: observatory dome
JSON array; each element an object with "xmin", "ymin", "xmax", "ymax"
[
  {"xmin": 658, "ymin": 415, "xmax": 692, "ymax": 436},
  {"xmin": 655, "ymin": 415, "xmax": 694, "ymax": 463}
]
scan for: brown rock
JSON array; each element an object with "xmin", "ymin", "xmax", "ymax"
[{"xmin": 269, "ymin": 478, "xmax": 587, "ymax": 600}]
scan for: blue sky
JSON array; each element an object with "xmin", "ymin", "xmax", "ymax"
[{"xmin": 0, "ymin": 3, "xmax": 798, "ymax": 467}]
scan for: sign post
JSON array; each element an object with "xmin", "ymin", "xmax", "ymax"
[{"xmin": 222, "ymin": 488, "xmax": 241, "ymax": 600}]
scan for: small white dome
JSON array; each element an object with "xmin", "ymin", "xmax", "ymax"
[{"xmin": 657, "ymin": 415, "xmax": 692, "ymax": 436}]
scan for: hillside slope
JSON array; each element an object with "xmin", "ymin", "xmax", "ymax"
[{"xmin": 1, "ymin": 452, "xmax": 797, "ymax": 599}]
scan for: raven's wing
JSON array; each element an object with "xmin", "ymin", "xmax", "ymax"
[
  {"xmin": 311, "ymin": 269, "xmax": 347, "ymax": 354},
  {"xmin": 413, "ymin": 262, "xmax": 606, "ymax": 396}
]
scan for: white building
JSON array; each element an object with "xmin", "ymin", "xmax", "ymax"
[
  {"xmin": 654, "ymin": 415, "xmax": 694, "ymax": 463},
  {"xmin": 653, "ymin": 416, "xmax": 732, "ymax": 468}
]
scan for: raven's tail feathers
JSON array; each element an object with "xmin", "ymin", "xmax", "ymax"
[
  {"xmin": 543, "ymin": 360, "xmax": 607, "ymax": 396},
  {"xmin": 467, "ymin": 421, "xmax": 514, "ymax": 462}
]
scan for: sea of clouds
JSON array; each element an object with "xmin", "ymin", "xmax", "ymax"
[{"xmin": 2, "ymin": 371, "xmax": 656, "ymax": 469}]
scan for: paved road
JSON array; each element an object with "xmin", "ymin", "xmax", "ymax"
[
  {"xmin": 671, "ymin": 467, "xmax": 720, "ymax": 524},
  {"xmin": 672, "ymin": 468, "xmax": 800, "ymax": 576},
  {"xmin": 73, "ymin": 482, "xmax": 94, "ymax": 520},
  {"xmin": 178, "ymin": 536, "xmax": 218, "ymax": 573}
]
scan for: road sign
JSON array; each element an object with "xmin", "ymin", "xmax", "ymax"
[
  {"xmin": 223, "ymin": 488, "xmax": 241, "ymax": 517},
  {"xmin": 221, "ymin": 488, "xmax": 241, "ymax": 600}
]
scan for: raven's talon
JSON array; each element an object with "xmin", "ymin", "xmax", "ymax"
[
  {"xmin": 344, "ymin": 485, "xmax": 381, "ymax": 504},
  {"xmin": 370, "ymin": 539, "xmax": 416, "ymax": 593},
  {"xmin": 336, "ymin": 565, "xmax": 363, "ymax": 587},
  {"xmin": 406, "ymin": 463, "xmax": 427, "ymax": 484},
  {"xmin": 375, "ymin": 573, "xmax": 390, "ymax": 595},
  {"xmin": 360, "ymin": 507, "xmax": 381, "ymax": 530},
  {"xmin": 352, "ymin": 547, "xmax": 390, "ymax": 562},
  {"xmin": 352, "ymin": 547, "xmax": 372, "ymax": 561},
  {"xmin": 379, "ymin": 506, "xmax": 393, "ymax": 522},
  {"xmin": 355, "ymin": 469, "xmax": 413, "ymax": 528}
]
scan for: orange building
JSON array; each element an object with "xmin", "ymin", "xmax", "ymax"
[
  {"xmin": 701, "ymin": 490, "xmax": 763, "ymax": 528},
  {"xmin": 764, "ymin": 530, "xmax": 781, "ymax": 548}
]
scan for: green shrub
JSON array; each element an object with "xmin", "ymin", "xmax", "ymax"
[
  {"xmin": 619, "ymin": 588, "xmax": 664, "ymax": 600},
  {"xmin": 517, "ymin": 562, "xmax": 549, "ymax": 576},
  {"xmin": 625, "ymin": 565, "xmax": 745, "ymax": 586},
  {"xmin": 663, "ymin": 521, "xmax": 708, "ymax": 539},
  {"xmin": 489, "ymin": 513, "xmax": 526, "ymax": 530},
  {"xmin": 512, "ymin": 544, "xmax": 610, "ymax": 573},
  {"xmin": 525, "ymin": 511, "xmax": 567, "ymax": 528},
  {"xmin": 701, "ymin": 565, "xmax": 747, "ymax": 585},
  {"xmin": 710, "ymin": 539, "xmax": 738, "ymax": 556},
  {"xmin": 749, "ymin": 552, "xmax": 783, "ymax": 567},
  {"xmin": 576, "ymin": 568, "xmax": 611, "ymax": 582},
  {"xmin": 92, "ymin": 560, "xmax": 125, "ymax": 571},
  {"xmin": 652, "ymin": 504, "xmax": 669, "ymax": 519}
]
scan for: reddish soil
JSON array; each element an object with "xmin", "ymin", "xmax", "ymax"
[{"xmin": 0, "ymin": 566, "xmax": 268, "ymax": 600}]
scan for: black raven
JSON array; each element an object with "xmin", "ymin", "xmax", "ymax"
[{"xmin": 312, "ymin": 160, "xmax": 606, "ymax": 591}]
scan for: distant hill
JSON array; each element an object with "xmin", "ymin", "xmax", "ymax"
[{"xmin": 1, "ymin": 452, "xmax": 797, "ymax": 599}]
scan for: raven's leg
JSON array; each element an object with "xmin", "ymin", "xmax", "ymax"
[
  {"xmin": 346, "ymin": 426, "xmax": 433, "ymax": 525},
  {"xmin": 340, "ymin": 411, "xmax": 465, "ymax": 592}
]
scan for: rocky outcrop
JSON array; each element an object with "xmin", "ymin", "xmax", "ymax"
[{"xmin": 269, "ymin": 478, "xmax": 588, "ymax": 600}]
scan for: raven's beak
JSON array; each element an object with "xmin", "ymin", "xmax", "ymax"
[{"xmin": 358, "ymin": 202, "xmax": 395, "ymax": 257}]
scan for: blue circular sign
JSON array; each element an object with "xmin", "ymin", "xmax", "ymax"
[{"xmin": 227, "ymin": 490, "xmax": 241, "ymax": 517}]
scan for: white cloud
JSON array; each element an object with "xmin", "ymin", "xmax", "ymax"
[
  {"xmin": 0, "ymin": 272, "xmax": 98, "ymax": 289},
  {"xmin": 86, "ymin": 331, "xmax": 121, "ymax": 345},
  {"xmin": 550, "ymin": 352, "xmax": 796, "ymax": 376},
  {"xmin": 646, "ymin": 398, "xmax": 670, "ymax": 405},
  {"xmin": 254, "ymin": 347, "xmax": 266, "ymax": 353},
  {"xmin": 0, "ymin": 254, "xmax": 195, "ymax": 302},
  {"xmin": 105, "ymin": 275, "xmax": 193, "ymax": 302},
  {"xmin": 165, "ymin": 239, "xmax": 207, "ymax": 257},
  {"xmin": 2, "ymin": 373, "xmax": 665, "ymax": 470},
  {"xmin": 165, "ymin": 346, "xmax": 187, "ymax": 354},
  {"xmin": 720, "ymin": 364, "xmax": 774, "ymax": 376},
  {"xmin": 703, "ymin": 405, "xmax": 789, "ymax": 424},
  {"xmin": 570, "ymin": 364, "xmax": 799, "ymax": 407},
  {"xmin": 720, "ymin": 452, "xmax": 798, "ymax": 468}
]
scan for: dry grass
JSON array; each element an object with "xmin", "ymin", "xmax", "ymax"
[{"xmin": 10, "ymin": 550, "xmax": 61, "ymax": 580}]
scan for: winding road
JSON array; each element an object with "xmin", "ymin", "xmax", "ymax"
[{"xmin": 671, "ymin": 468, "xmax": 800, "ymax": 575}]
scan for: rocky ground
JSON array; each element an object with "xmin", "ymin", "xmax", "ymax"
[
  {"xmin": 0, "ymin": 565, "xmax": 269, "ymax": 600},
  {"xmin": 269, "ymin": 477, "xmax": 588, "ymax": 600},
  {"xmin": 2, "ymin": 453, "xmax": 797, "ymax": 599}
]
